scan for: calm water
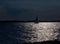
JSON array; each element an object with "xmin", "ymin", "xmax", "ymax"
[{"xmin": 0, "ymin": 22, "xmax": 60, "ymax": 44}]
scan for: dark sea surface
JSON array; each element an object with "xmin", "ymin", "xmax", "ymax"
[{"xmin": 0, "ymin": 22, "xmax": 60, "ymax": 44}]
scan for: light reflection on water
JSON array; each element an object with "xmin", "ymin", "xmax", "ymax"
[{"xmin": 16, "ymin": 22, "xmax": 60, "ymax": 43}]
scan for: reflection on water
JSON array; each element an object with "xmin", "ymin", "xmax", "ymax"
[
  {"xmin": 0, "ymin": 22, "xmax": 60, "ymax": 44},
  {"xmin": 16, "ymin": 22, "xmax": 60, "ymax": 43}
]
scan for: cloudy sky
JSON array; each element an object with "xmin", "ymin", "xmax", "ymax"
[{"xmin": 0, "ymin": 0, "xmax": 60, "ymax": 20}]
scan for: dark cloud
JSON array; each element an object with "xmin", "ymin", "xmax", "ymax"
[{"xmin": 0, "ymin": 0, "xmax": 60, "ymax": 21}]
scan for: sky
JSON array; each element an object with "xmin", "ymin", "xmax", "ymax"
[{"xmin": 0, "ymin": 0, "xmax": 60, "ymax": 20}]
